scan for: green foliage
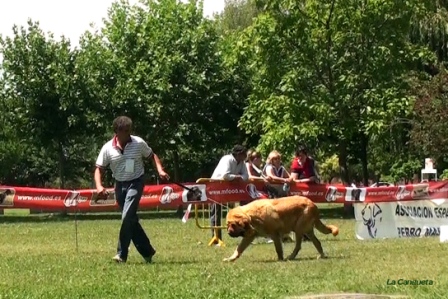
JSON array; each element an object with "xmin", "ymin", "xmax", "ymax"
[
  {"xmin": 0, "ymin": 0, "xmax": 447, "ymax": 187},
  {"xmin": 239, "ymin": 0, "xmax": 435, "ymax": 179},
  {"xmin": 76, "ymin": 0, "xmax": 251, "ymax": 181},
  {"xmin": 440, "ymin": 169, "xmax": 448, "ymax": 180},
  {"xmin": 215, "ymin": 0, "xmax": 260, "ymax": 34},
  {"xmin": 318, "ymin": 154, "xmax": 339, "ymax": 182},
  {"xmin": 389, "ymin": 158, "xmax": 422, "ymax": 182},
  {"xmin": 379, "ymin": 175, "xmax": 395, "ymax": 184},
  {"xmin": 410, "ymin": 67, "xmax": 448, "ymax": 161},
  {"xmin": 0, "ymin": 20, "xmax": 96, "ymax": 187}
]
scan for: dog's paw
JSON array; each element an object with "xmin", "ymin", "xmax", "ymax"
[
  {"xmin": 286, "ymin": 255, "xmax": 296, "ymax": 261},
  {"xmin": 317, "ymin": 254, "xmax": 327, "ymax": 260},
  {"xmin": 223, "ymin": 257, "xmax": 235, "ymax": 262}
]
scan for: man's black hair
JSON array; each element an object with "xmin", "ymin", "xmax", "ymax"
[
  {"xmin": 231, "ymin": 144, "xmax": 247, "ymax": 155},
  {"xmin": 113, "ymin": 116, "xmax": 133, "ymax": 133},
  {"xmin": 295, "ymin": 143, "xmax": 308, "ymax": 156}
]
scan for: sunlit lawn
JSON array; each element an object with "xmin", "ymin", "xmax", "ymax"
[{"xmin": 0, "ymin": 206, "xmax": 446, "ymax": 299}]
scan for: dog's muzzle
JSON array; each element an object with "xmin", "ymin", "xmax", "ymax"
[{"xmin": 228, "ymin": 229, "xmax": 245, "ymax": 238}]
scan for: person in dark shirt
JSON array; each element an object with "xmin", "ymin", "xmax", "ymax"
[
  {"xmin": 290, "ymin": 144, "xmax": 320, "ymax": 183},
  {"xmin": 289, "ymin": 144, "xmax": 319, "ymax": 242}
]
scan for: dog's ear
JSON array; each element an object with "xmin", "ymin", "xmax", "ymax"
[
  {"xmin": 5, "ymin": 189, "xmax": 12, "ymax": 195},
  {"xmin": 372, "ymin": 204, "xmax": 382, "ymax": 217},
  {"xmin": 361, "ymin": 205, "xmax": 367, "ymax": 215},
  {"xmin": 242, "ymin": 216, "xmax": 254, "ymax": 231},
  {"xmin": 243, "ymin": 220, "xmax": 250, "ymax": 230},
  {"xmin": 241, "ymin": 217, "xmax": 256, "ymax": 237}
]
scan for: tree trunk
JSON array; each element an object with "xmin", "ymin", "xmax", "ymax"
[
  {"xmin": 172, "ymin": 149, "xmax": 183, "ymax": 218},
  {"xmin": 360, "ymin": 133, "xmax": 369, "ymax": 186},
  {"xmin": 173, "ymin": 149, "xmax": 180, "ymax": 182},
  {"xmin": 338, "ymin": 141, "xmax": 349, "ymax": 184},
  {"xmin": 339, "ymin": 140, "xmax": 353, "ymax": 217},
  {"xmin": 58, "ymin": 142, "xmax": 66, "ymax": 189},
  {"xmin": 58, "ymin": 142, "xmax": 68, "ymax": 217}
]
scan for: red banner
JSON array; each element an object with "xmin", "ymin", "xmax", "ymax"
[{"xmin": 1, "ymin": 180, "xmax": 448, "ymax": 212}]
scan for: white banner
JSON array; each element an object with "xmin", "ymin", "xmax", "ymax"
[{"xmin": 354, "ymin": 199, "xmax": 448, "ymax": 240}]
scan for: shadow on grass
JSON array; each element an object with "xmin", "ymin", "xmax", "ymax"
[
  {"xmin": 318, "ymin": 206, "xmax": 354, "ymax": 219},
  {"xmin": 0, "ymin": 211, "xmax": 182, "ymax": 223},
  {"xmin": 151, "ymin": 260, "xmax": 203, "ymax": 265},
  {"xmin": 113, "ymin": 260, "xmax": 201, "ymax": 266},
  {"xmin": 0, "ymin": 205, "xmax": 354, "ymax": 223},
  {"xmin": 257, "ymin": 255, "xmax": 349, "ymax": 263}
]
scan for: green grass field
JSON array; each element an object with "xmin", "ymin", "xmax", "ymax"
[{"xmin": 0, "ymin": 206, "xmax": 446, "ymax": 299}]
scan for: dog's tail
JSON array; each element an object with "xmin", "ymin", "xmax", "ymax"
[{"xmin": 314, "ymin": 218, "xmax": 339, "ymax": 236}]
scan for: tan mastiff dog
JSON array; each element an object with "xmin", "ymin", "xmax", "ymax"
[{"xmin": 224, "ymin": 195, "xmax": 339, "ymax": 262}]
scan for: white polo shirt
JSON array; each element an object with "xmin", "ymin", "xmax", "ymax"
[
  {"xmin": 211, "ymin": 154, "xmax": 249, "ymax": 181},
  {"xmin": 95, "ymin": 135, "xmax": 153, "ymax": 182}
]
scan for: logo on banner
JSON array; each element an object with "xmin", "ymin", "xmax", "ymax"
[
  {"xmin": 0, "ymin": 188, "xmax": 14, "ymax": 207},
  {"xmin": 395, "ymin": 186, "xmax": 411, "ymax": 200},
  {"xmin": 63, "ymin": 191, "xmax": 88, "ymax": 208},
  {"xmin": 412, "ymin": 184, "xmax": 430, "ymax": 199},
  {"xmin": 159, "ymin": 186, "xmax": 180, "ymax": 204},
  {"xmin": 345, "ymin": 187, "xmax": 366, "ymax": 202},
  {"xmin": 361, "ymin": 203, "xmax": 383, "ymax": 238},
  {"xmin": 246, "ymin": 183, "xmax": 264, "ymax": 199},
  {"xmin": 325, "ymin": 186, "xmax": 344, "ymax": 202},
  {"xmin": 181, "ymin": 184, "xmax": 207, "ymax": 203},
  {"xmin": 90, "ymin": 191, "xmax": 116, "ymax": 206}
]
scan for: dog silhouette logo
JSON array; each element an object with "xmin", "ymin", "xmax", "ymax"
[
  {"xmin": 186, "ymin": 187, "xmax": 202, "ymax": 202},
  {"xmin": 345, "ymin": 187, "xmax": 367, "ymax": 202},
  {"xmin": 159, "ymin": 186, "xmax": 179, "ymax": 204},
  {"xmin": 351, "ymin": 188, "xmax": 362, "ymax": 201},
  {"xmin": 412, "ymin": 184, "xmax": 430, "ymax": 199},
  {"xmin": 0, "ymin": 189, "xmax": 14, "ymax": 207},
  {"xmin": 361, "ymin": 203, "xmax": 383, "ymax": 238},
  {"xmin": 246, "ymin": 184, "xmax": 263, "ymax": 199}
]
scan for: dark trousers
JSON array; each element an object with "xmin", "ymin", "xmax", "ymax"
[
  {"xmin": 210, "ymin": 204, "xmax": 222, "ymax": 240},
  {"xmin": 115, "ymin": 176, "xmax": 155, "ymax": 260}
]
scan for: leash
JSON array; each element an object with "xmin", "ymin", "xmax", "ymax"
[
  {"xmin": 165, "ymin": 178, "xmax": 227, "ymax": 208},
  {"xmin": 171, "ymin": 181, "xmax": 199, "ymax": 193}
]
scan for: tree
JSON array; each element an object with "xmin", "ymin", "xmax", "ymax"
[
  {"xmin": 410, "ymin": 68, "xmax": 448, "ymax": 163},
  {"xmin": 410, "ymin": 0, "xmax": 448, "ymax": 66},
  {"xmin": 0, "ymin": 20, "xmax": 93, "ymax": 188},
  {"xmin": 77, "ymin": 0, "xmax": 248, "ymax": 182},
  {"xmin": 238, "ymin": 0, "xmax": 434, "ymax": 184},
  {"xmin": 214, "ymin": 0, "xmax": 260, "ymax": 34}
]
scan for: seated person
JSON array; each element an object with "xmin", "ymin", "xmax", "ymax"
[
  {"xmin": 263, "ymin": 150, "xmax": 292, "ymax": 183},
  {"xmin": 209, "ymin": 145, "xmax": 249, "ymax": 244},
  {"xmin": 263, "ymin": 150, "xmax": 294, "ymax": 244},
  {"xmin": 240, "ymin": 150, "xmax": 265, "ymax": 206},
  {"xmin": 290, "ymin": 145, "xmax": 319, "ymax": 242},
  {"xmin": 290, "ymin": 144, "xmax": 319, "ymax": 183},
  {"xmin": 245, "ymin": 150, "xmax": 264, "ymax": 179}
]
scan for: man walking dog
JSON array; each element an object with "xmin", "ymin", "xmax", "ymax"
[{"xmin": 94, "ymin": 116, "xmax": 170, "ymax": 263}]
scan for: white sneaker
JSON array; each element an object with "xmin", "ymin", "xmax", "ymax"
[{"xmin": 112, "ymin": 254, "xmax": 125, "ymax": 263}]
